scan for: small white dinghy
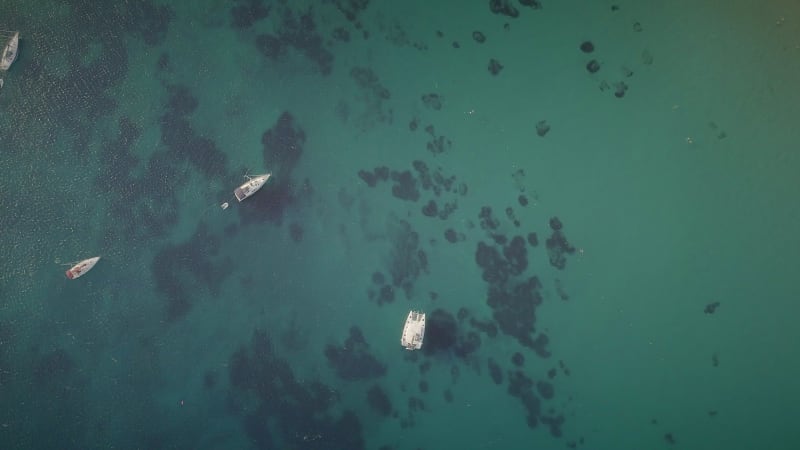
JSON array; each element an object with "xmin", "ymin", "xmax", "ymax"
[
  {"xmin": 234, "ymin": 173, "xmax": 271, "ymax": 202},
  {"xmin": 65, "ymin": 256, "xmax": 100, "ymax": 280},
  {"xmin": 401, "ymin": 310, "xmax": 426, "ymax": 350}
]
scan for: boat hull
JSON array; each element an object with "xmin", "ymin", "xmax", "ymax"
[
  {"xmin": 234, "ymin": 173, "xmax": 271, "ymax": 202},
  {"xmin": 401, "ymin": 310, "xmax": 426, "ymax": 350},
  {"xmin": 0, "ymin": 32, "xmax": 19, "ymax": 71},
  {"xmin": 66, "ymin": 256, "xmax": 100, "ymax": 279}
]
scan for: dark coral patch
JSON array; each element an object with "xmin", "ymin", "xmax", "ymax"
[
  {"xmin": 546, "ymin": 229, "xmax": 576, "ymax": 270},
  {"xmin": 377, "ymin": 284, "xmax": 395, "ymax": 305},
  {"xmin": 166, "ymin": 85, "xmax": 198, "ymax": 115},
  {"xmin": 203, "ymin": 370, "xmax": 218, "ymax": 389},
  {"xmin": 262, "ymin": 111, "xmax": 305, "ymax": 178},
  {"xmin": 390, "ymin": 170, "xmax": 420, "ymax": 202},
  {"xmin": 334, "ymin": 0, "xmax": 370, "ymax": 22},
  {"xmin": 489, "ymin": 0, "xmax": 519, "ymax": 18},
  {"xmin": 98, "ymin": 117, "xmax": 180, "ymax": 241},
  {"xmin": 374, "ymin": 166, "xmax": 390, "ymax": 181},
  {"xmin": 351, "ymin": 66, "xmax": 391, "ymax": 99},
  {"xmin": 519, "ymin": 0, "xmax": 543, "ymax": 8},
  {"xmin": 358, "ymin": 169, "xmax": 378, "ymax": 187},
  {"xmin": 229, "ymin": 329, "xmax": 362, "ymax": 449},
  {"xmin": 240, "ymin": 176, "xmax": 312, "ymax": 226},
  {"xmin": 488, "ymin": 358, "xmax": 503, "ymax": 385},
  {"xmin": 443, "ymin": 389, "xmax": 454, "ymax": 402},
  {"xmin": 492, "ymin": 234, "xmax": 508, "ymax": 245},
  {"xmin": 332, "ymin": 27, "xmax": 350, "ymax": 42},
  {"xmin": 503, "ymin": 235, "xmax": 528, "ymax": 274},
  {"xmin": 469, "ymin": 317, "xmax": 498, "ymax": 337},
  {"xmin": 536, "ymin": 380, "xmax": 554, "ymax": 399},
  {"xmin": 235, "ymin": 112, "xmax": 311, "ymax": 225},
  {"xmin": 479, "ymin": 206, "xmax": 501, "ymax": 230},
  {"xmin": 422, "ymin": 309, "xmax": 481, "ymax": 358},
  {"xmin": 614, "ymin": 81, "xmax": 629, "ymax": 98},
  {"xmin": 255, "ymin": 33, "xmax": 285, "ymax": 59},
  {"xmin": 127, "ymin": 0, "xmax": 174, "ymax": 46},
  {"xmin": 422, "ymin": 200, "xmax": 438, "ymax": 217},
  {"xmin": 541, "ymin": 414, "xmax": 565, "ymax": 438},
  {"xmin": 488, "ymin": 58, "xmax": 504, "ymax": 75},
  {"xmin": 160, "ymin": 85, "xmax": 228, "ymax": 179},
  {"xmin": 367, "ymin": 384, "xmax": 392, "ymax": 416},
  {"xmin": 422, "ymin": 309, "xmax": 458, "ymax": 355},
  {"xmin": 455, "ymin": 331, "xmax": 481, "ymax": 357},
  {"xmin": 484, "ymin": 271, "xmax": 544, "ymax": 351},
  {"xmin": 387, "ymin": 219, "xmax": 426, "ymax": 297},
  {"xmin": 157, "ymin": 53, "xmax": 169, "ymax": 71},
  {"xmin": 231, "ymin": 0, "xmax": 270, "ymax": 29},
  {"xmin": 324, "ymin": 326, "xmax": 386, "ymax": 381},
  {"xmin": 421, "ymin": 93, "xmax": 443, "ymax": 110},
  {"xmin": 289, "ymin": 222, "xmax": 304, "ymax": 242},
  {"xmin": 254, "ymin": 8, "xmax": 334, "ymax": 75},
  {"xmin": 531, "ymin": 333, "xmax": 551, "ymax": 358},
  {"xmin": 507, "ymin": 370, "xmax": 541, "ymax": 428},
  {"xmin": 475, "ymin": 241, "xmax": 509, "ymax": 284},
  {"xmin": 536, "ymin": 120, "xmax": 551, "ymax": 137},
  {"xmin": 152, "ymin": 223, "xmax": 233, "ymax": 322}
]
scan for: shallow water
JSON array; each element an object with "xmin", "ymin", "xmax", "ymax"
[{"xmin": 1, "ymin": 1, "xmax": 799, "ymax": 449}]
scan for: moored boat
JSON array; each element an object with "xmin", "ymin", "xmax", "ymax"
[
  {"xmin": 401, "ymin": 310, "xmax": 426, "ymax": 350},
  {"xmin": 65, "ymin": 256, "xmax": 100, "ymax": 280},
  {"xmin": 0, "ymin": 31, "xmax": 19, "ymax": 71},
  {"xmin": 234, "ymin": 173, "xmax": 271, "ymax": 202}
]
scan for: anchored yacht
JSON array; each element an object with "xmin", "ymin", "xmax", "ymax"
[
  {"xmin": 65, "ymin": 256, "xmax": 100, "ymax": 280},
  {"xmin": 234, "ymin": 173, "xmax": 271, "ymax": 202},
  {"xmin": 401, "ymin": 310, "xmax": 426, "ymax": 350},
  {"xmin": 0, "ymin": 31, "xmax": 19, "ymax": 71}
]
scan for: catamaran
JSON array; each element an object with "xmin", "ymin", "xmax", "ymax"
[
  {"xmin": 65, "ymin": 256, "xmax": 100, "ymax": 280},
  {"xmin": 0, "ymin": 31, "xmax": 19, "ymax": 71},
  {"xmin": 401, "ymin": 310, "xmax": 426, "ymax": 350},
  {"xmin": 234, "ymin": 173, "xmax": 271, "ymax": 202}
]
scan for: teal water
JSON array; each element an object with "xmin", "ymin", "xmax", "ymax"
[{"xmin": 1, "ymin": 0, "xmax": 799, "ymax": 449}]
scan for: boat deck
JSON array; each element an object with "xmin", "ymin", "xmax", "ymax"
[{"xmin": 401, "ymin": 310, "xmax": 426, "ymax": 350}]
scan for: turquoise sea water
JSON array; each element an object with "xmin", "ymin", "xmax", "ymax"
[{"xmin": 1, "ymin": 0, "xmax": 799, "ymax": 449}]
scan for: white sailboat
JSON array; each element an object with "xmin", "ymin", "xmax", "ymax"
[
  {"xmin": 233, "ymin": 173, "xmax": 271, "ymax": 202},
  {"xmin": 401, "ymin": 310, "xmax": 426, "ymax": 350},
  {"xmin": 0, "ymin": 31, "xmax": 19, "ymax": 71},
  {"xmin": 65, "ymin": 256, "xmax": 100, "ymax": 280}
]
